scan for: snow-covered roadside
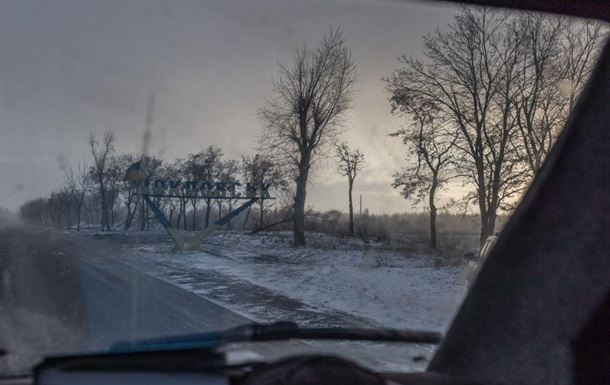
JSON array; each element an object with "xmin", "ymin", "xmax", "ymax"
[{"xmin": 126, "ymin": 231, "xmax": 467, "ymax": 333}]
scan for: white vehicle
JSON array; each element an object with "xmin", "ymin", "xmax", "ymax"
[{"xmin": 464, "ymin": 235, "xmax": 498, "ymax": 288}]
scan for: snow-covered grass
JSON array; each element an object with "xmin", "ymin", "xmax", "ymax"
[
  {"xmin": 126, "ymin": 231, "xmax": 467, "ymax": 333},
  {"xmin": 71, "ymin": 230, "xmax": 472, "ymax": 371}
]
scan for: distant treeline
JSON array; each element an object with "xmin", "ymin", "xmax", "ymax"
[
  {"xmin": 19, "ymin": 139, "xmax": 289, "ymax": 233},
  {"xmin": 19, "ymin": 188, "xmax": 500, "ymax": 239}
]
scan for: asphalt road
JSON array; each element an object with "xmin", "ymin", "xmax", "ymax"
[{"xmin": 0, "ymin": 222, "xmax": 248, "ymax": 375}]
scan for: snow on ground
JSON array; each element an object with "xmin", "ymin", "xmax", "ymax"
[
  {"xmin": 74, "ymin": 229, "xmax": 472, "ymax": 371},
  {"xmin": 124, "ymin": 231, "xmax": 467, "ymax": 333}
]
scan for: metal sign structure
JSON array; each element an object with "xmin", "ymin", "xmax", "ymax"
[{"xmin": 124, "ymin": 163, "xmax": 275, "ymax": 252}]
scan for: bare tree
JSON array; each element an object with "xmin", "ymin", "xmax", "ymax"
[
  {"xmin": 62, "ymin": 156, "xmax": 92, "ymax": 231},
  {"xmin": 186, "ymin": 146, "xmax": 224, "ymax": 229},
  {"xmin": 242, "ymin": 154, "xmax": 287, "ymax": 230},
  {"xmin": 386, "ymin": 8, "xmax": 529, "ymax": 244},
  {"xmin": 217, "ymin": 158, "xmax": 240, "ymax": 229},
  {"xmin": 389, "ymin": 97, "xmax": 457, "ymax": 249},
  {"xmin": 88, "ymin": 131, "xmax": 115, "ymax": 231},
  {"xmin": 259, "ymin": 28, "xmax": 357, "ymax": 246},
  {"xmin": 334, "ymin": 142, "xmax": 365, "ymax": 237},
  {"xmin": 166, "ymin": 158, "xmax": 188, "ymax": 230},
  {"xmin": 386, "ymin": 9, "xmax": 606, "ymax": 244},
  {"xmin": 44, "ymin": 189, "xmax": 73, "ymax": 229},
  {"xmin": 105, "ymin": 161, "xmax": 123, "ymax": 228},
  {"xmin": 20, "ymin": 198, "xmax": 49, "ymax": 225}
]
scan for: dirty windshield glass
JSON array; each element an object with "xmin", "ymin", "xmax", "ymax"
[{"xmin": 0, "ymin": 0, "xmax": 607, "ymax": 377}]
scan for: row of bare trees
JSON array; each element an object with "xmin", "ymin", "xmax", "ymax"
[
  {"xmin": 256, "ymin": 12, "xmax": 605, "ymax": 248},
  {"xmin": 20, "ymin": 128, "xmax": 366, "ymax": 242},
  {"xmin": 20, "ymin": 133, "xmax": 291, "ymax": 232},
  {"xmin": 24, "ymin": 11, "xmax": 599, "ymax": 249},
  {"xmin": 385, "ymin": 9, "xmax": 607, "ymax": 247}
]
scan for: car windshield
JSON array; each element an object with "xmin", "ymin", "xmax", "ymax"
[{"xmin": 0, "ymin": 0, "xmax": 607, "ymax": 377}]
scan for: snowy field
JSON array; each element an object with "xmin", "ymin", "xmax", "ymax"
[
  {"xmin": 29, "ymin": 229, "xmax": 471, "ymax": 371},
  {"xmin": 103, "ymin": 230, "xmax": 471, "ymax": 371},
  {"xmin": 121, "ymin": 231, "xmax": 468, "ymax": 332}
]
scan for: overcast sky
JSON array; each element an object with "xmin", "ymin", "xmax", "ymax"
[{"xmin": 0, "ymin": 0, "xmax": 463, "ymax": 214}]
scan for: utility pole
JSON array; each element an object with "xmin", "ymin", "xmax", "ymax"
[{"xmin": 359, "ymin": 194, "xmax": 362, "ymax": 216}]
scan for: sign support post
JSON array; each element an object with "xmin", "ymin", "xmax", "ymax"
[{"xmin": 124, "ymin": 162, "xmax": 275, "ymax": 252}]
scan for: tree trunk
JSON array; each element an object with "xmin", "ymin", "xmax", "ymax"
[
  {"xmin": 126, "ymin": 195, "xmax": 138, "ymax": 229},
  {"xmin": 66, "ymin": 205, "xmax": 71, "ymax": 230},
  {"xmin": 488, "ymin": 210, "xmax": 497, "ymax": 238},
  {"xmin": 169, "ymin": 205, "xmax": 175, "ymax": 228},
  {"xmin": 475, "ymin": 156, "xmax": 490, "ymax": 245},
  {"xmin": 191, "ymin": 200, "xmax": 197, "ymax": 231},
  {"xmin": 105, "ymin": 197, "xmax": 110, "ymax": 231},
  {"xmin": 139, "ymin": 196, "xmax": 145, "ymax": 231},
  {"xmin": 125, "ymin": 205, "xmax": 132, "ymax": 230},
  {"xmin": 127, "ymin": 208, "xmax": 136, "ymax": 229},
  {"xmin": 100, "ymin": 183, "xmax": 109, "ymax": 231},
  {"xmin": 99, "ymin": 184, "xmax": 105, "ymax": 230},
  {"xmin": 259, "ymin": 200, "xmax": 265, "ymax": 230},
  {"xmin": 348, "ymin": 179, "xmax": 354, "ymax": 237},
  {"xmin": 205, "ymin": 198, "xmax": 211, "ymax": 228},
  {"xmin": 145, "ymin": 205, "xmax": 150, "ymax": 231},
  {"xmin": 104, "ymin": 197, "xmax": 110, "ymax": 231},
  {"xmin": 176, "ymin": 202, "xmax": 183, "ymax": 230},
  {"xmin": 480, "ymin": 216, "xmax": 488, "ymax": 246},
  {"xmin": 76, "ymin": 199, "xmax": 83, "ymax": 232},
  {"xmin": 429, "ymin": 178, "xmax": 438, "ymax": 250},
  {"xmin": 430, "ymin": 205, "xmax": 437, "ymax": 249},
  {"xmin": 293, "ymin": 152, "xmax": 310, "ymax": 247},
  {"xmin": 227, "ymin": 200, "xmax": 233, "ymax": 230},
  {"xmin": 480, "ymin": 212, "xmax": 495, "ymax": 245},
  {"xmin": 110, "ymin": 201, "xmax": 115, "ymax": 229}
]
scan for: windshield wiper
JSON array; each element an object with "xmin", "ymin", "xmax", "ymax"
[{"xmin": 111, "ymin": 321, "xmax": 442, "ymax": 352}]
